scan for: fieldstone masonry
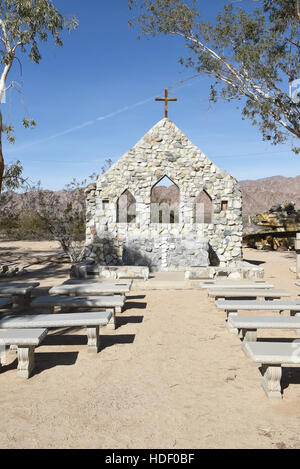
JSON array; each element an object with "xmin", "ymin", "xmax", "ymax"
[{"xmin": 84, "ymin": 118, "xmax": 243, "ymax": 271}]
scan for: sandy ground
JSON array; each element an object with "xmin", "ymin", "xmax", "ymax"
[{"xmin": 0, "ymin": 241, "xmax": 300, "ymax": 449}]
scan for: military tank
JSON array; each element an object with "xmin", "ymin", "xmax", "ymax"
[{"xmin": 244, "ymin": 202, "xmax": 300, "ymax": 251}]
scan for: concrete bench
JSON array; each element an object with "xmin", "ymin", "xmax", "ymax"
[
  {"xmin": 0, "ymin": 328, "xmax": 47, "ymax": 378},
  {"xmin": 215, "ymin": 300, "xmax": 300, "ymax": 318},
  {"xmin": 98, "ymin": 266, "xmax": 149, "ymax": 281},
  {"xmin": 208, "ymin": 288, "xmax": 290, "ymax": 301},
  {"xmin": 200, "ymin": 280, "xmax": 273, "ymax": 289},
  {"xmin": 0, "ymin": 310, "xmax": 112, "ymax": 354},
  {"xmin": 31, "ymin": 295, "xmax": 124, "ymax": 329},
  {"xmin": 65, "ymin": 279, "xmax": 133, "ymax": 288},
  {"xmin": 0, "ymin": 282, "xmax": 40, "ymax": 311},
  {"xmin": 0, "ymin": 297, "xmax": 12, "ymax": 309},
  {"xmin": 71, "ymin": 263, "xmax": 149, "ymax": 280},
  {"xmin": 49, "ymin": 283, "xmax": 131, "ymax": 297},
  {"xmin": 296, "ymin": 281, "xmax": 300, "ymax": 287},
  {"xmin": 242, "ymin": 341, "xmax": 300, "ymax": 398},
  {"xmin": 227, "ymin": 315, "xmax": 300, "ymax": 340}
]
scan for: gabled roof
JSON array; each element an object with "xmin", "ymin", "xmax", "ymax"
[{"xmin": 85, "ymin": 118, "xmax": 240, "ymax": 201}]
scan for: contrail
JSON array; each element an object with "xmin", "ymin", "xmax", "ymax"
[
  {"xmin": 5, "ymin": 77, "xmax": 207, "ymax": 155},
  {"xmin": 4, "ymin": 95, "xmax": 159, "ymax": 154}
]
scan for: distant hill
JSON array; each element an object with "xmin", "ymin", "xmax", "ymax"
[
  {"xmin": 240, "ymin": 175, "xmax": 300, "ymax": 218},
  {"xmin": 2, "ymin": 175, "xmax": 299, "ymax": 221},
  {"xmin": 152, "ymin": 175, "xmax": 300, "ymax": 220}
]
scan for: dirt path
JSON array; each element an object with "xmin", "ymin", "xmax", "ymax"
[{"xmin": 0, "ymin": 242, "xmax": 299, "ymax": 449}]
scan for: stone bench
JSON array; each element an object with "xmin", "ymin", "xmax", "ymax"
[
  {"xmin": 200, "ymin": 280, "xmax": 273, "ymax": 289},
  {"xmin": 65, "ymin": 279, "xmax": 133, "ymax": 288},
  {"xmin": 98, "ymin": 266, "xmax": 149, "ymax": 281},
  {"xmin": 0, "ymin": 328, "xmax": 47, "ymax": 378},
  {"xmin": 71, "ymin": 263, "xmax": 149, "ymax": 281},
  {"xmin": 49, "ymin": 283, "xmax": 131, "ymax": 297},
  {"xmin": 215, "ymin": 300, "xmax": 300, "ymax": 318},
  {"xmin": 0, "ymin": 297, "xmax": 12, "ymax": 309},
  {"xmin": 31, "ymin": 295, "xmax": 125, "ymax": 329},
  {"xmin": 208, "ymin": 288, "xmax": 290, "ymax": 301},
  {"xmin": 242, "ymin": 341, "xmax": 300, "ymax": 398},
  {"xmin": 0, "ymin": 282, "xmax": 40, "ymax": 311},
  {"xmin": 296, "ymin": 281, "xmax": 300, "ymax": 287},
  {"xmin": 227, "ymin": 315, "xmax": 300, "ymax": 340},
  {"xmin": 0, "ymin": 310, "xmax": 112, "ymax": 354}
]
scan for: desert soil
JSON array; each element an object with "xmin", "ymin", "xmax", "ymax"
[{"xmin": 0, "ymin": 240, "xmax": 299, "ymax": 449}]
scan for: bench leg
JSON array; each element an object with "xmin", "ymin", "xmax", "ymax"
[
  {"xmin": 12, "ymin": 293, "xmax": 31, "ymax": 313},
  {"xmin": 107, "ymin": 308, "xmax": 116, "ymax": 330},
  {"xmin": 115, "ymin": 306, "xmax": 122, "ymax": 314},
  {"xmin": 226, "ymin": 310, "xmax": 238, "ymax": 334},
  {"xmin": 0, "ymin": 344, "xmax": 6, "ymax": 367},
  {"xmin": 241, "ymin": 329, "xmax": 257, "ymax": 342},
  {"xmin": 17, "ymin": 346, "xmax": 35, "ymax": 379},
  {"xmin": 9, "ymin": 344, "xmax": 18, "ymax": 354},
  {"xmin": 291, "ymin": 312, "xmax": 300, "ymax": 334},
  {"xmin": 226, "ymin": 310, "xmax": 238, "ymax": 320},
  {"xmin": 261, "ymin": 364, "xmax": 282, "ymax": 399},
  {"xmin": 87, "ymin": 326, "xmax": 100, "ymax": 353}
]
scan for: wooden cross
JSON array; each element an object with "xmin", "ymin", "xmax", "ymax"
[{"xmin": 155, "ymin": 88, "xmax": 177, "ymax": 118}]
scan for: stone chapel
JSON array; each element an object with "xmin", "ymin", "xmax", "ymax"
[{"xmin": 84, "ymin": 118, "xmax": 243, "ymax": 271}]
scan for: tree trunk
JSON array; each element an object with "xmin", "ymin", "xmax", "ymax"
[{"xmin": 0, "ymin": 111, "xmax": 4, "ymax": 193}]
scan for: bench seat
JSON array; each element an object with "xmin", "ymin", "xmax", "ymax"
[
  {"xmin": 31, "ymin": 295, "xmax": 124, "ymax": 309},
  {"xmin": 64, "ymin": 279, "xmax": 133, "ymax": 287},
  {"xmin": 216, "ymin": 300, "xmax": 300, "ymax": 317},
  {"xmin": 0, "ymin": 282, "xmax": 40, "ymax": 312},
  {"xmin": 49, "ymin": 283, "xmax": 131, "ymax": 296},
  {"xmin": 0, "ymin": 328, "xmax": 47, "ymax": 378},
  {"xmin": 0, "ymin": 297, "xmax": 12, "ymax": 309},
  {"xmin": 31, "ymin": 295, "xmax": 124, "ymax": 329},
  {"xmin": 200, "ymin": 280, "xmax": 273, "ymax": 289},
  {"xmin": 0, "ymin": 282, "xmax": 40, "ymax": 295},
  {"xmin": 227, "ymin": 315, "xmax": 300, "ymax": 340},
  {"xmin": 208, "ymin": 288, "xmax": 290, "ymax": 300},
  {"xmin": 242, "ymin": 341, "xmax": 300, "ymax": 398},
  {"xmin": 0, "ymin": 311, "xmax": 112, "ymax": 353}
]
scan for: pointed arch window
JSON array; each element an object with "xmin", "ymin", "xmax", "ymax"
[
  {"xmin": 151, "ymin": 176, "xmax": 179, "ymax": 223},
  {"xmin": 194, "ymin": 190, "xmax": 213, "ymax": 223},
  {"xmin": 117, "ymin": 189, "xmax": 136, "ymax": 223}
]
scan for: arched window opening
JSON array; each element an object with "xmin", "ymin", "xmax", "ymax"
[
  {"xmin": 117, "ymin": 190, "xmax": 136, "ymax": 223},
  {"xmin": 151, "ymin": 176, "xmax": 179, "ymax": 223},
  {"xmin": 194, "ymin": 190, "xmax": 213, "ymax": 223}
]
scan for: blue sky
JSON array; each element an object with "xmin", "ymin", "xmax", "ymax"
[{"xmin": 2, "ymin": 0, "xmax": 299, "ymax": 190}]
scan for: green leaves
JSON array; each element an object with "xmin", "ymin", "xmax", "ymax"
[
  {"xmin": 2, "ymin": 159, "xmax": 26, "ymax": 190},
  {"xmin": 22, "ymin": 118, "xmax": 36, "ymax": 128},
  {"xmin": 0, "ymin": 0, "xmax": 78, "ymax": 64},
  {"xmin": 0, "ymin": 1, "xmax": 79, "ymax": 190},
  {"xmin": 129, "ymin": 0, "xmax": 299, "ymax": 152}
]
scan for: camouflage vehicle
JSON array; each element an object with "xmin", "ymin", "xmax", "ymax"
[{"xmin": 244, "ymin": 202, "xmax": 300, "ymax": 251}]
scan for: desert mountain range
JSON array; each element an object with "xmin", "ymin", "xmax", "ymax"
[
  {"xmin": 3, "ymin": 175, "xmax": 300, "ymax": 221},
  {"xmin": 154, "ymin": 175, "xmax": 300, "ymax": 219}
]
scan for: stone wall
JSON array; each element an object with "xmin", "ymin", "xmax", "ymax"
[{"xmin": 84, "ymin": 118, "xmax": 243, "ymax": 270}]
